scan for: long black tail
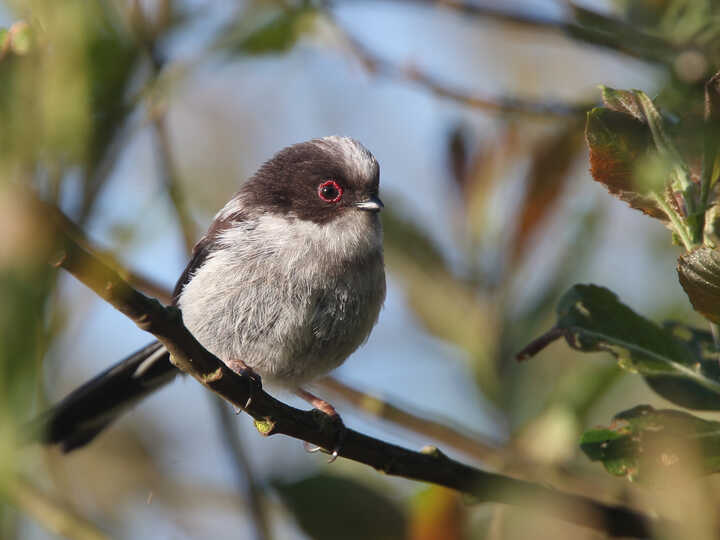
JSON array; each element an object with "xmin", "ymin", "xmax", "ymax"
[{"xmin": 37, "ymin": 341, "xmax": 178, "ymax": 452}]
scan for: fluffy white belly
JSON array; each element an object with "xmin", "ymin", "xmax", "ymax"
[{"xmin": 177, "ymin": 212, "xmax": 385, "ymax": 388}]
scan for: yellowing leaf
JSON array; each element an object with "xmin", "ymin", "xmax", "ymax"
[{"xmin": 586, "ymin": 107, "xmax": 666, "ymax": 219}]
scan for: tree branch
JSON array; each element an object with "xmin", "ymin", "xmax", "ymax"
[
  {"xmin": 329, "ymin": 17, "xmax": 592, "ymax": 119},
  {"xmin": 376, "ymin": 0, "xmax": 678, "ymax": 65},
  {"xmin": 35, "ymin": 192, "xmax": 668, "ymax": 538},
  {"xmin": 92, "ymin": 246, "xmax": 509, "ymax": 473},
  {"xmin": 134, "ymin": 1, "xmax": 198, "ymax": 254},
  {"xmin": 316, "ymin": 376, "xmax": 504, "ymax": 466}
]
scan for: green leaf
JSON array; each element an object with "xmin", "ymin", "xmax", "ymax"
[
  {"xmin": 648, "ymin": 322, "xmax": 720, "ymax": 409},
  {"xmin": 517, "ymin": 284, "xmax": 720, "ymax": 409},
  {"xmin": 222, "ymin": 7, "xmax": 317, "ymax": 55},
  {"xmin": 272, "ymin": 473, "xmax": 406, "ymax": 540},
  {"xmin": 678, "ymin": 246, "xmax": 720, "ymax": 323},
  {"xmin": 635, "ymin": 91, "xmax": 695, "ymax": 200},
  {"xmin": 581, "ymin": 405, "xmax": 720, "ymax": 481},
  {"xmin": 702, "ymin": 71, "xmax": 720, "ymax": 208}
]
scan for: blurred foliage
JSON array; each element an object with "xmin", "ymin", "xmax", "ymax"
[
  {"xmin": 510, "ymin": 120, "xmax": 585, "ymax": 264},
  {"xmin": 0, "ymin": 1, "xmax": 161, "ymax": 538},
  {"xmin": 382, "ymin": 208, "xmax": 501, "ymax": 399},
  {"xmin": 6, "ymin": 0, "xmax": 720, "ymax": 539},
  {"xmin": 408, "ymin": 486, "xmax": 466, "ymax": 540},
  {"xmin": 521, "ymin": 60, "xmax": 720, "ymax": 498},
  {"xmin": 519, "ymin": 284, "xmax": 720, "ymax": 410},
  {"xmin": 218, "ymin": 3, "xmax": 318, "ymax": 55},
  {"xmin": 272, "ymin": 473, "xmax": 407, "ymax": 540},
  {"xmin": 581, "ymin": 405, "xmax": 720, "ymax": 482}
]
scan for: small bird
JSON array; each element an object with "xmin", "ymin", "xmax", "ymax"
[{"xmin": 43, "ymin": 136, "xmax": 386, "ymax": 452}]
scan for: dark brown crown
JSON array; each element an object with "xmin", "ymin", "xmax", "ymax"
[{"xmin": 239, "ymin": 136, "xmax": 380, "ymax": 224}]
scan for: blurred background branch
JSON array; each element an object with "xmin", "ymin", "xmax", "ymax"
[
  {"xmin": 213, "ymin": 398, "xmax": 272, "ymax": 540},
  {"xmin": 5, "ymin": 477, "xmax": 108, "ymax": 540},
  {"xmin": 329, "ymin": 15, "xmax": 593, "ymax": 118},
  {"xmin": 387, "ymin": 0, "xmax": 680, "ymax": 63}
]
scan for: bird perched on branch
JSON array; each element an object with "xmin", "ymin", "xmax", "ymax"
[{"xmin": 43, "ymin": 136, "xmax": 386, "ymax": 452}]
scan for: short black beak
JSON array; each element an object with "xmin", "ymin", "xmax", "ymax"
[{"xmin": 353, "ymin": 195, "xmax": 384, "ymax": 212}]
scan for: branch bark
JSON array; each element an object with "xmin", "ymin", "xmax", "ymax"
[
  {"xmin": 316, "ymin": 376, "xmax": 504, "ymax": 465},
  {"xmin": 35, "ymin": 192, "xmax": 667, "ymax": 538}
]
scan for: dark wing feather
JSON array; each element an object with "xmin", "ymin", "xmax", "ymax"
[
  {"xmin": 171, "ymin": 206, "xmax": 248, "ymax": 305},
  {"xmin": 35, "ymin": 341, "xmax": 176, "ymax": 452},
  {"xmin": 171, "ymin": 236, "xmax": 214, "ymax": 305}
]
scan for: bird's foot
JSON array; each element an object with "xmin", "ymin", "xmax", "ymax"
[
  {"xmin": 227, "ymin": 359, "xmax": 262, "ymax": 411},
  {"xmin": 296, "ymin": 388, "xmax": 346, "ymax": 462},
  {"xmin": 295, "ymin": 387, "xmax": 338, "ymax": 417}
]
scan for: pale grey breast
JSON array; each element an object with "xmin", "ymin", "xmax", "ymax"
[{"xmin": 177, "ymin": 210, "xmax": 385, "ymax": 388}]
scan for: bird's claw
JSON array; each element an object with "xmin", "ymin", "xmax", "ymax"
[
  {"xmin": 327, "ymin": 420, "xmax": 346, "ymax": 463},
  {"xmin": 240, "ymin": 367, "xmax": 262, "ymax": 409},
  {"xmin": 301, "ymin": 414, "xmax": 346, "ymax": 463},
  {"xmin": 303, "ymin": 441, "xmax": 323, "ymax": 453}
]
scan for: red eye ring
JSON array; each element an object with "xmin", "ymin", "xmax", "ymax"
[{"xmin": 318, "ymin": 180, "xmax": 343, "ymax": 203}]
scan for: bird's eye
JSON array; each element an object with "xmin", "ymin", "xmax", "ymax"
[{"xmin": 317, "ymin": 180, "xmax": 343, "ymax": 203}]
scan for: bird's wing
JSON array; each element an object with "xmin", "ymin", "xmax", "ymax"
[
  {"xmin": 171, "ymin": 235, "xmax": 216, "ymax": 305},
  {"xmin": 171, "ymin": 205, "xmax": 248, "ymax": 305}
]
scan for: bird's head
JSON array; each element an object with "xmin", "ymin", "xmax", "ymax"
[{"xmin": 241, "ymin": 136, "xmax": 383, "ymax": 224}]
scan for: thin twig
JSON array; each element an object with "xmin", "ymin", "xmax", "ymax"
[
  {"xmin": 376, "ymin": 0, "xmax": 679, "ymax": 65},
  {"xmin": 42, "ymin": 228, "xmax": 505, "ymax": 474},
  {"xmin": 316, "ymin": 377, "xmax": 504, "ymax": 465},
  {"xmin": 395, "ymin": 0, "xmax": 566, "ymax": 31},
  {"xmin": 330, "ymin": 17, "xmax": 592, "ymax": 119},
  {"xmin": 30, "ymin": 190, "xmax": 173, "ymax": 304},
  {"xmin": 150, "ymin": 109, "xmax": 197, "ymax": 253},
  {"xmin": 214, "ymin": 398, "xmax": 272, "ymax": 540},
  {"xmin": 6, "ymin": 476, "xmax": 109, "ymax": 540},
  {"xmin": 516, "ymin": 327, "xmax": 566, "ymax": 361},
  {"xmin": 319, "ymin": 376, "xmax": 633, "ymax": 503},
  {"xmin": 76, "ymin": 112, "xmax": 135, "ymax": 225},
  {"xmin": 34, "ymin": 193, "xmax": 668, "ymax": 538},
  {"xmin": 141, "ymin": 23, "xmax": 198, "ymax": 253}
]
